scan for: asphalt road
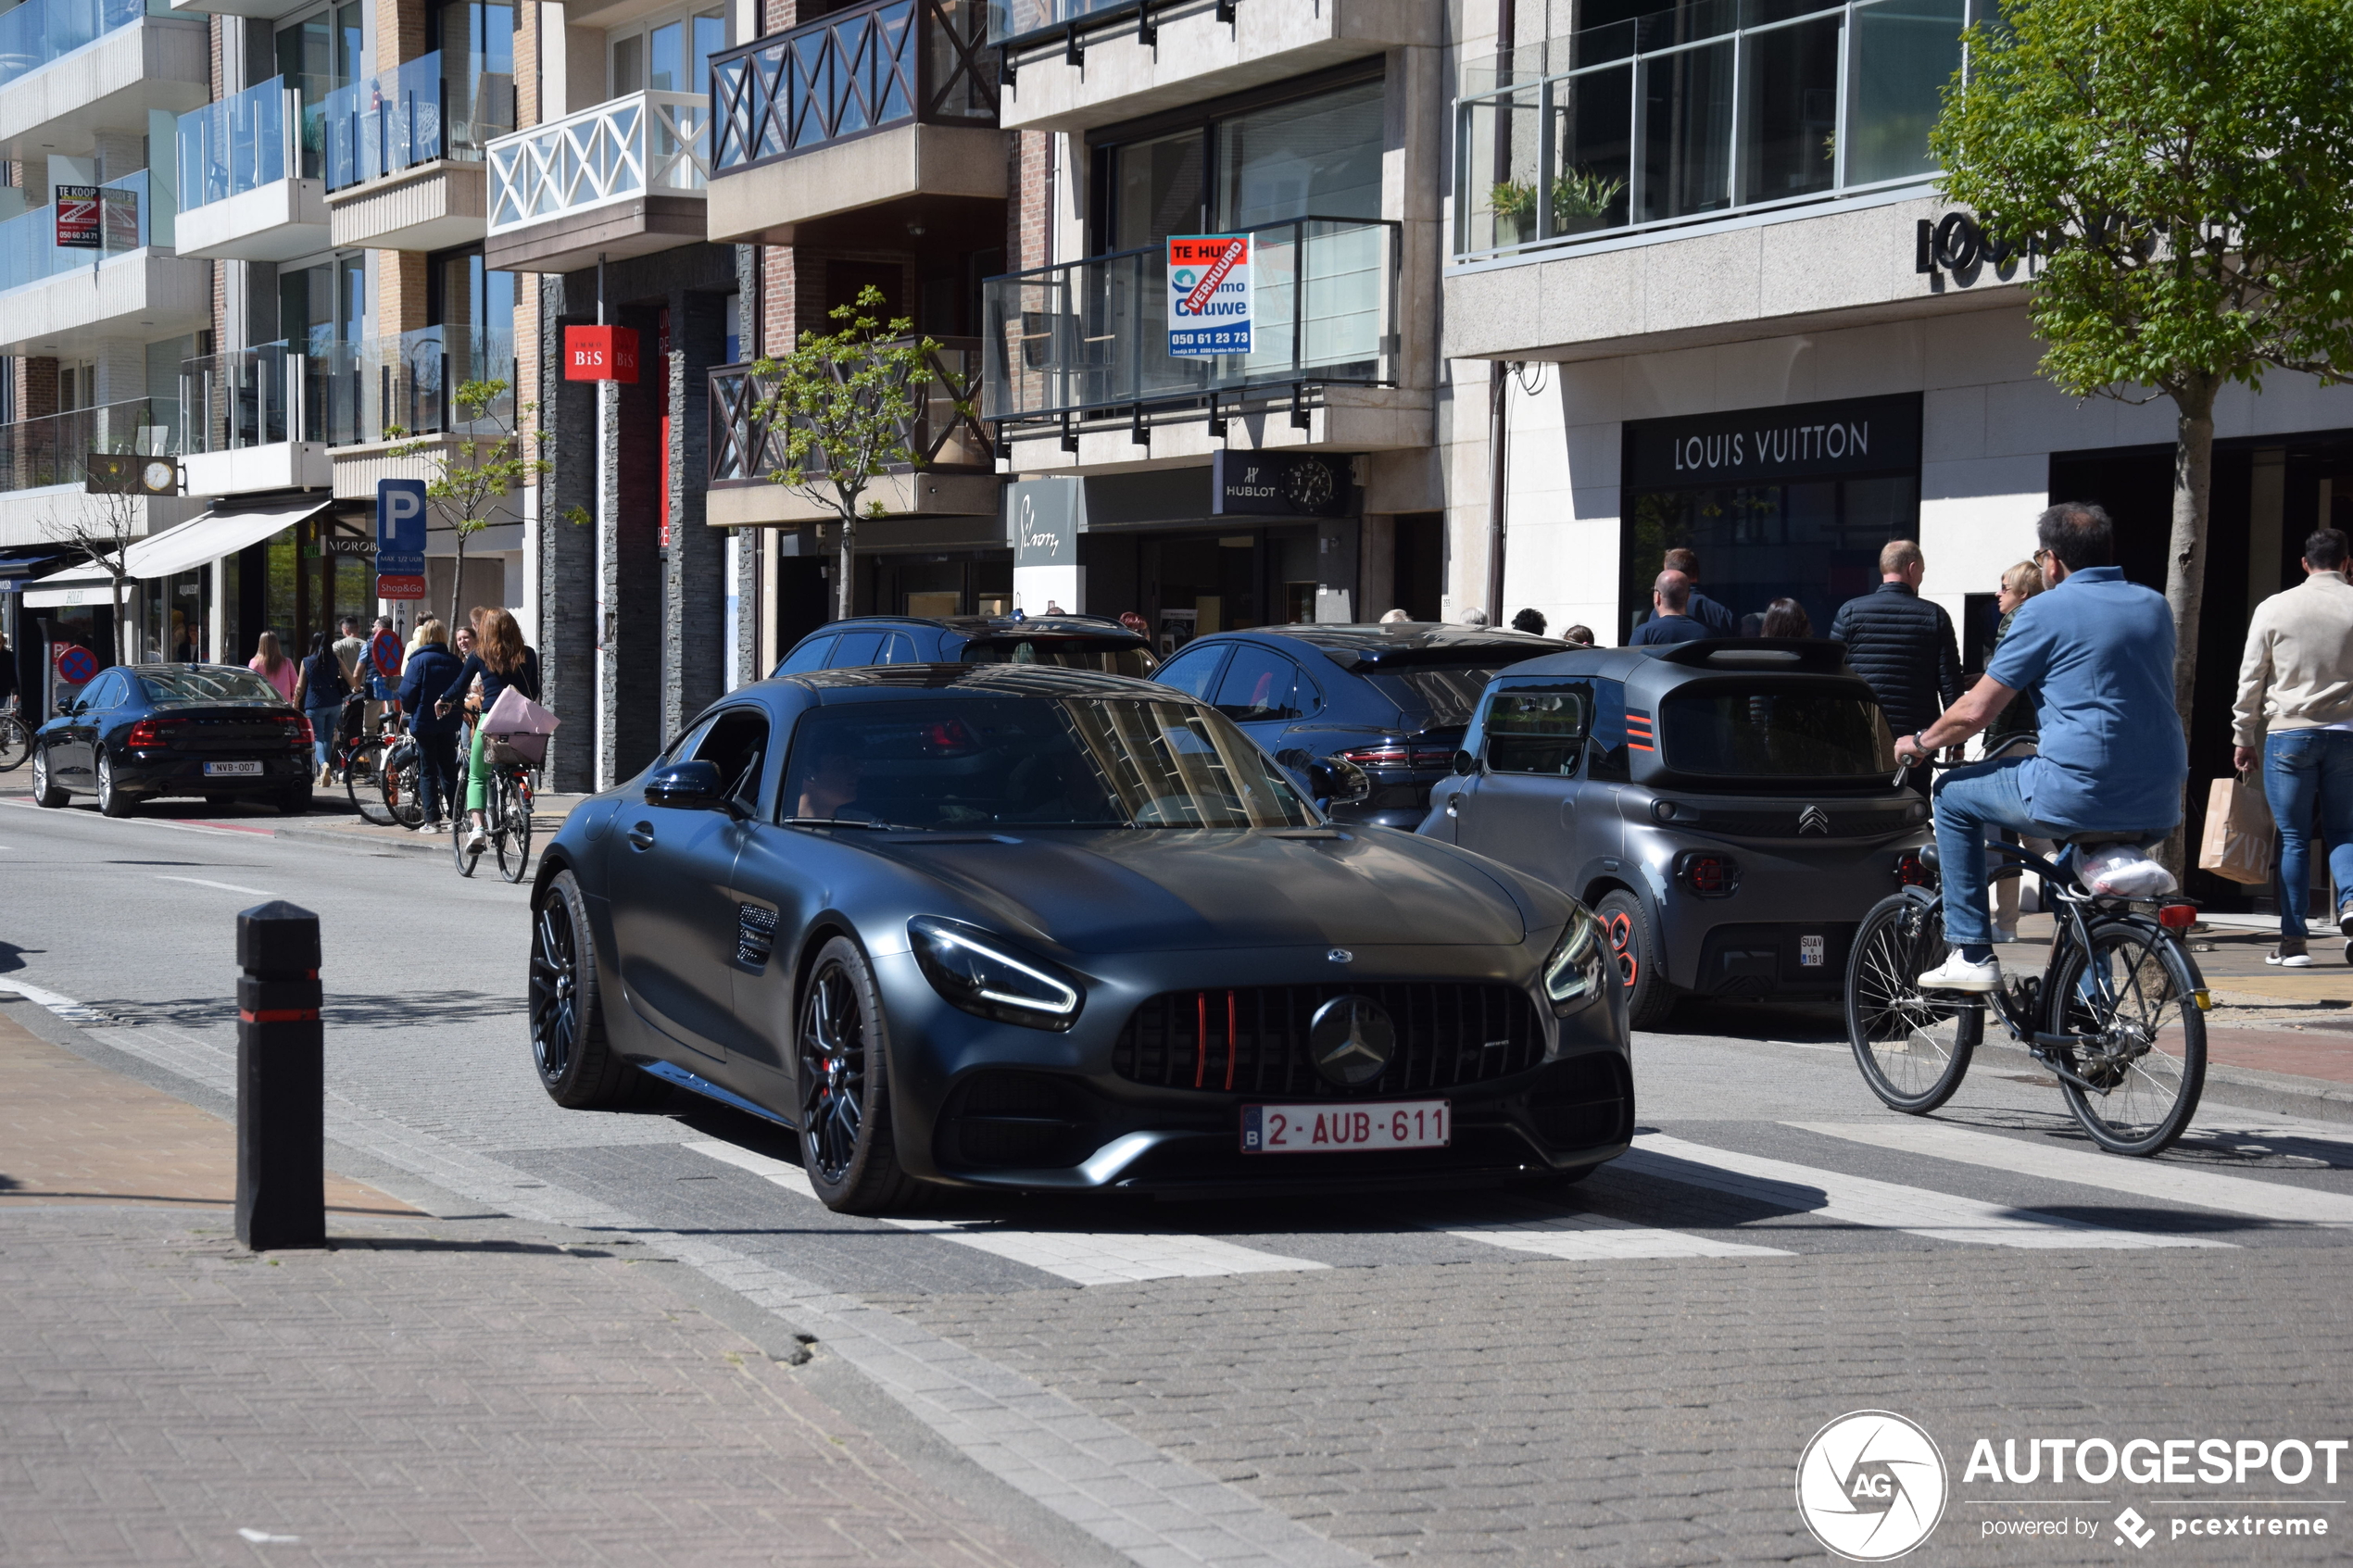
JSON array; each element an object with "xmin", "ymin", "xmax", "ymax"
[{"xmin": 6, "ymin": 792, "xmax": 2352, "ymax": 1565}]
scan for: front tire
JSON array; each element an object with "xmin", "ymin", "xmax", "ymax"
[
  {"xmin": 530, "ymin": 869, "xmax": 659, "ymax": 1109},
  {"xmin": 1845, "ymin": 892, "xmax": 1981, "ymax": 1113},
  {"xmin": 798, "ymin": 935, "xmax": 919, "ymax": 1214},
  {"xmin": 96, "ymin": 749, "xmax": 133, "ymax": 817},
  {"xmin": 1594, "ymin": 890, "xmax": 1678, "ymax": 1031},
  {"xmin": 30, "ymin": 745, "xmax": 66, "ymax": 808}
]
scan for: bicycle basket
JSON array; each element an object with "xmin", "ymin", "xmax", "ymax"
[{"xmin": 487, "ymin": 731, "xmax": 547, "ymax": 768}]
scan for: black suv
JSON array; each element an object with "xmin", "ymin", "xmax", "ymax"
[
  {"xmin": 773, "ymin": 614, "xmax": 1158, "ymax": 678},
  {"xmin": 1151, "ymin": 623, "xmax": 1567, "ymax": 828}
]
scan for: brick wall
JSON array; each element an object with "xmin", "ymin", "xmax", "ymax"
[
  {"xmin": 379, "ymin": 251, "xmax": 428, "ymax": 339},
  {"xmin": 377, "ymin": 0, "xmax": 425, "ymax": 66},
  {"xmin": 1009, "ymin": 131, "xmax": 1053, "ymax": 270}
]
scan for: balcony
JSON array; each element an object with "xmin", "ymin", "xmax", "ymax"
[
  {"xmin": 179, "ymin": 342, "xmax": 331, "ymax": 496},
  {"xmin": 706, "ymin": 338, "xmax": 999, "ymax": 529},
  {"xmin": 985, "ymin": 0, "xmax": 1429, "ymax": 132},
  {"xmin": 173, "ymin": 76, "xmax": 330, "ymax": 262},
  {"xmin": 0, "ymin": 169, "xmax": 211, "ymax": 359},
  {"xmin": 315, "ymin": 328, "xmax": 521, "ymax": 503},
  {"xmin": 707, "ymin": 0, "xmax": 1003, "ymax": 249},
  {"xmin": 484, "ymin": 90, "xmax": 710, "ymax": 274},
  {"xmin": 323, "ymin": 51, "xmax": 510, "ymax": 250},
  {"xmin": 0, "ymin": 396, "xmax": 202, "ymax": 549},
  {"xmin": 0, "ymin": 0, "xmax": 209, "ymax": 159},
  {"xmin": 981, "ymin": 216, "xmax": 1421, "ymax": 470}
]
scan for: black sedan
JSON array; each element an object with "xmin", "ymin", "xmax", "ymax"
[
  {"xmin": 528, "ymin": 665, "xmax": 1632, "ymax": 1213},
  {"xmin": 31, "ymin": 663, "xmax": 315, "ymax": 817}
]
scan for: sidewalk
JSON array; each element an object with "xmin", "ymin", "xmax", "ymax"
[{"xmin": 0, "ymin": 1009, "xmax": 1064, "ymax": 1568}]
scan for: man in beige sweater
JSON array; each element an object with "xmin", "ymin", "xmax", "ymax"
[{"xmin": 2233, "ymin": 528, "xmax": 2353, "ymax": 965}]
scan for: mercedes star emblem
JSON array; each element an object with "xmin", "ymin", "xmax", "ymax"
[
  {"xmin": 1309, "ymin": 994, "xmax": 1395, "ymax": 1087},
  {"xmin": 1799, "ymin": 804, "xmax": 1831, "ymax": 834}
]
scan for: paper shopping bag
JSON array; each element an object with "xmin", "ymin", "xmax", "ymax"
[{"xmin": 2197, "ymin": 772, "xmax": 2274, "ymax": 885}]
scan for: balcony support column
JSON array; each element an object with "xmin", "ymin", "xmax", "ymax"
[{"xmin": 539, "ymin": 287, "xmax": 599, "ymax": 796}]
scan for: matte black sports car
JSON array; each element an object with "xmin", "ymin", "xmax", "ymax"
[
  {"xmin": 30, "ymin": 662, "xmax": 315, "ymax": 816},
  {"xmin": 528, "ymin": 665, "xmax": 1632, "ymax": 1212},
  {"xmin": 773, "ymin": 613, "xmax": 1157, "ymax": 679}
]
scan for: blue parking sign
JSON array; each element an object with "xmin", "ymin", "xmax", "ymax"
[{"xmin": 375, "ymin": 478, "xmax": 427, "ymax": 599}]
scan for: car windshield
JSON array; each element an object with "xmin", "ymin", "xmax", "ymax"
[
  {"xmin": 137, "ymin": 666, "xmax": 288, "ymax": 707},
  {"xmin": 959, "ymin": 637, "xmax": 1157, "ymax": 679},
  {"xmin": 1659, "ymin": 685, "xmax": 1895, "ymax": 777},
  {"xmin": 1362, "ymin": 663, "xmax": 1513, "ymax": 726},
  {"xmin": 780, "ymin": 696, "xmax": 1315, "ymax": 830}
]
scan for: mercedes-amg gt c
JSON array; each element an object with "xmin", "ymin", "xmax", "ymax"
[{"xmin": 529, "ymin": 664, "xmax": 1632, "ymax": 1212}]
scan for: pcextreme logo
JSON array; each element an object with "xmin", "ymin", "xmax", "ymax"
[{"xmin": 1796, "ymin": 1411, "xmax": 1949, "ymax": 1562}]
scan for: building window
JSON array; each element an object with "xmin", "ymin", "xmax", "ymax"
[
  {"xmin": 1099, "ymin": 76, "xmax": 1385, "ymax": 251},
  {"xmin": 1456, "ymin": 0, "xmax": 1965, "ymax": 257},
  {"xmin": 609, "ymin": 7, "xmax": 726, "ymax": 100}
]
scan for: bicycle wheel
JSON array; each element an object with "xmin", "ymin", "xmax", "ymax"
[
  {"xmin": 2046, "ymin": 921, "xmax": 2207, "ymax": 1156},
  {"xmin": 378, "ymin": 745, "xmax": 425, "ymax": 829},
  {"xmin": 495, "ymin": 771, "xmax": 532, "ymax": 884},
  {"xmin": 0, "ymin": 715, "xmax": 29, "ymax": 773},
  {"xmin": 1845, "ymin": 893, "xmax": 1982, "ymax": 1113},
  {"xmin": 452, "ymin": 807, "xmax": 481, "ymax": 877},
  {"xmin": 342, "ymin": 736, "xmax": 383, "ymax": 811}
]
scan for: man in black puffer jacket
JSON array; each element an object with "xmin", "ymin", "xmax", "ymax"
[{"xmin": 1831, "ymin": 539, "xmax": 1962, "ymax": 795}]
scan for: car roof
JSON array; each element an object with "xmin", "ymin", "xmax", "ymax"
[
  {"xmin": 764, "ymin": 663, "xmax": 1174, "ymax": 702},
  {"xmin": 1495, "ymin": 638, "xmax": 1860, "ymax": 685},
  {"xmin": 1189, "ymin": 622, "xmax": 1571, "ymax": 667},
  {"xmin": 802, "ymin": 614, "xmax": 1145, "ymax": 642}
]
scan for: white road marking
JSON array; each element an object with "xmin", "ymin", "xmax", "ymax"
[
  {"xmin": 0, "ymin": 798, "xmax": 256, "ymax": 836},
  {"xmin": 686, "ymin": 1139, "xmax": 1329, "ymax": 1286},
  {"xmin": 1628, "ymin": 1132, "xmax": 2229, "ymax": 1249},
  {"xmin": 1448, "ymin": 1214, "xmax": 1792, "ymax": 1261},
  {"xmin": 155, "ymin": 874, "xmax": 277, "ymax": 896},
  {"xmin": 0, "ymin": 979, "xmax": 115, "ymax": 1025},
  {"xmin": 1791, "ymin": 1120, "xmax": 2353, "ymax": 1227}
]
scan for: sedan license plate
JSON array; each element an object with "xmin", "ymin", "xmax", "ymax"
[
  {"xmin": 1241, "ymin": 1099, "xmax": 1449, "ymax": 1155},
  {"xmin": 203, "ymin": 760, "xmax": 263, "ymax": 777}
]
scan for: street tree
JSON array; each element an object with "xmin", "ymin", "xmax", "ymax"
[
  {"xmin": 391, "ymin": 379, "xmax": 550, "ymax": 633},
  {"xmin": 750, "ymin": 285, "xmax": 939, "ymax": 621},
  {"xmin": 41, "ymin": 486, "xmax": 145, "ymax": 668},
  {"xmin": 1931, "ymin": 0, "xmax": 2353, "ymax": 829}
]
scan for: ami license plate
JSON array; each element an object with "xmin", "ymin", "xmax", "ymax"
[
  {"xmin": 1241, "ymin": 1099, "xmax": 1450, "ymax": 1155},
  {"xmin": 1800, "ymin": 934, "xmax": 1825, "ymax": 968},
  {"xmin": 203, "ymin": 760, "xmax": 263, "ymax": 777}
]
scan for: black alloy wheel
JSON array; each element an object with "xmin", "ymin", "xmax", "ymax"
[
  {"xmin": 529, "ymin": 869, "xmax": 657, "ymax": 1109},
  {"xmin": 30, "ymin": 745, "xmax": 66, "ymax": 808},
  {"xmin": 796, "ymin": 936, "xmax": 917, "ymax": 1214},
  {"xmin": 1594, "ymin": 889, "xmax": 1678, "ymax": 1031},
  {"xmin": 96, "ymin": 749, "xmax": 134, "ymax": 818}
]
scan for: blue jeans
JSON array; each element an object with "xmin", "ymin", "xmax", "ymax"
[
  {"xmin": 305, "ymin": 704, "xmax": 340, "ymax": 771},
  {"xmin": 2261, "ymin": 729, "xmax": 2353, "ymax": 940},
  {"xmin": 1932, "ymin": 757, "xmax": 2073, "ymax": 949}
]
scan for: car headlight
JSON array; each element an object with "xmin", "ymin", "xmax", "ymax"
[
  {"xmin": 908, "ymin": 916, "xmax": 1084, "ymax": 1032},
  {"xmin": 1541, "ymin": 905, "xmax": 1609, "ymax": 1016}
]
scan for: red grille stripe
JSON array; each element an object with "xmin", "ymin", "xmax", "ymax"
[
  {"xmin": 1224, "ymin": 991, "xmax": 1238, "ymax": 1092},
  {"xmin": 1194, "ymin": 991, "xmax": 1207, "ymax": 1088}
]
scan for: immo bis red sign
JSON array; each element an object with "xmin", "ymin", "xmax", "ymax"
[{"xmin": 563, "ymin": 325, "xmax": 639, "ymax": 383}]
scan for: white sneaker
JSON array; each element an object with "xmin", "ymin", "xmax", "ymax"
[
  {"xmin": 465, "ymin": 828, "xmax": 489, "ymax": 854},
  {"xmin": 2267, "ymin": 946, "xmax": 2313, "ymax": 968},
  {"xmin": 1917, "ymin": 949, "xmax": 2002, "ymax": 993}
]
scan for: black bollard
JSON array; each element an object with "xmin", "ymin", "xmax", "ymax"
[{"xmin": 235, "ymin": 901, "xmax": 324, "ymax": 1251}]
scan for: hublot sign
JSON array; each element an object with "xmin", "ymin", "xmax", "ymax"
[{"xmin": 1623, "ymin": 394, "xmax": 1922, "ymax": 490}]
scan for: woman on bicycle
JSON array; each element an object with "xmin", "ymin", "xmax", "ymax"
[
  {"xmin": 396, "ymin": 619, "xmax": 464, "ymax": 829},
  {"xmin": 292, "ymin": 632, "xmax": 350, "ymax": 787},
  {"xmin": 438, "ymin": 608, "xmax": 540, "ymax": 855}
]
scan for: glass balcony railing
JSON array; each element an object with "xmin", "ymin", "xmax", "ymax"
[
  {"xmin": 487, "ymin": 89, "xmax": 710, "ymax": 234},
  {"xmin": 981, "ymin": 217, "xmax": 1400, "ymax": 429},
  {"xmin": 0, "ymin": 0, "xmax": 145, "ymax": 94},
  {"xmin": 711, "ymin": 0, "xmax": 995, "ymax": 175},
  {"xmin": 985, "ymin": 0, "xmax": 1126, "ymax": 48},
  {"xmin": 0, "ymin": 397, "xmax": 180, "ymax": 495},
  {"xmin": 0, "ymin": 169, "xmax": 171, "ymax": 297},
  {"xmin": 1455, "ymin": 0, "xmax": 1966, "ymax": 257},
  {"xmin": 181, "ymin": 341, "xmax": 305, "ymax": 454},
  {"xmin": 323, "ymin": 51, "xmax": 514, "ymax": 191},
  {"xmin": 177, "ymin": 75, "xmax": 329, "ymax": 210},
  {"xmin": 710, "ymin": 337, "xmax": 993, "ymax": 488},
  {"xmin": 182, "ymin": 332, "xmax": 516, "ymax": 453}
]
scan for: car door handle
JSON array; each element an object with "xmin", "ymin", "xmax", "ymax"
[
  {"xmin": 1445, "ymin": 797, "xmax": 1461, "ymax": 817},
  {"xmin": 627, "ymin": 822, "xmax": 655, "ymax": 850}
]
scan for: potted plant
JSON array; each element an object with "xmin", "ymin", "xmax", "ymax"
[
  {"xmin": 1489, "ymin": 179, "xmax": 1538, "ymax": 247},
  {"xmin": 1552, "ymin": 169, "xmax": 1627, "ymax": 235}
]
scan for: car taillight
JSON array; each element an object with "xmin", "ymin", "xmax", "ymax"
[
  {"xmin": 1409, "ymin": 745, "xmax": 1455, "ymax": 768},
  {"xmin": 1894, "ymin": 848, "xmax": 1934, "ymax": 887},
  {"xmin": 1338, "ymin": 745, "xmax": 1410, "ymax": 768},
  {"xmin": 1676, "ymin": 850, "xmax": 1741, "ymax": 897},
  {"xmin": 285, "ymin": 714, "xmax": 314, "ymax": 745},
  {"xmin": 127, "ymin": 718, "xmax": 184, "ymax": 747},
  {"xmin": 2158, "ymin": 903, "xmax": 2198, "ymax": 932}
]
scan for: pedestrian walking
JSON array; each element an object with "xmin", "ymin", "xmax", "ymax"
[
  {"xmin": 437, "ymin": 608, "xmax": 541, "ymax": 856},
  {"xmin": 1759, "ymin": 598, "xmax": 1812, "ymax": 638},
  {"xmin": 1379, "ymin": 608, "xmax": 1412, "ymax": 624},
  {"xmin": 1511, "ymin": 608, "xmax": 1548, "ymax": 636},
  {"xmin": 396, "ymin": 618, "xmax": 464, "ymax": 829},
  {"xmin": 1829, "ymin": 540, "xmax": 1961, "ymax": 795},
  {"xmin": 1457, "ymin": 606, "xmax": 1491, "ymax": 627},
  {"xmin": 1661, "ymin": 548, "xmax": 1739, "ymax": 636},
  {"xmin": 1630, "ymin": 571, "xmax": 1711, "ymax": 646},
  {"xmin": 1561, "ymin": 624, "xmax": 1594, "ymax": 646},
  {"xmin": 365, "ymin": 614, "xmax": 401, "ymax": 734},
  {"xmin": 292, "ymin": 633, "xmax": 351, "ymax": 786},
  {"xmin": 1982, "ymin": 560, "xmax": 2052, "ymax": 942},
  {"xmin": 2233, "ymin": 527, "xmax": 2353, "ymax": 966},
  {"xmin": 332, "ymin": 616, "xmax": 366, "ymax": 684},
  {"xmin": 248, "ymin": 631, "xmax": 297, "ymax": 702}
]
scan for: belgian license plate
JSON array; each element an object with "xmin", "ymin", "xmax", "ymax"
[
  {"xmin": 1800, "ymin": 934, "xmax": 1825, "ymax": 968},
  {"xmin": 203, "ymin": 760, "xmax": 263, "ymax": 777},
  {"xmin": 1241, "ymin": 1099, "xmax": 1449, "ymax": 1155}
]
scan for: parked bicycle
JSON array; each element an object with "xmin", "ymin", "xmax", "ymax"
[
  {"xmin": 0, "ymin": 697, "xmax": 29, "ymax": 773},
  {"xmin": 1843, "ymin": 763, "xmax": 2208, "ymax": 1157},
  {"xmin": 453, "ymin": 741, "xmax": 535, "ymax": 883}
]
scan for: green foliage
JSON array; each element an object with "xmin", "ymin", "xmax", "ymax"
[
  {"xmin": 1490, "ymin": 180, "xmax": 1537, "ymax": 221},
  {"xmin": 391, "ymin": 380, "xmax": 552, "ymax": 631},
  {"xmin": 1931, "ymin": 0, "xmax": 2353, "ymax": 403},
  {"xmin": 1552, "ymin": 169, "xmax": 1625, "ymax": 222}
]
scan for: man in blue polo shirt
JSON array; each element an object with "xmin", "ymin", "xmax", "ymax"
[{"xmin": 1891, "ymin": 504, "xmax": 2186, "ymax": 990}]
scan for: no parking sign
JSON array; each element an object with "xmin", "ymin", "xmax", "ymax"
[{"xmin": 52, "ymin": 643, "xmax": 97, "ymax": 684}]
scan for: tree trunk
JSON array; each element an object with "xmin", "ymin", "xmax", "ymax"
[
  {"xmin": 113, "ymin": 578, "xmax": 131, "ymax": 667},
  {"xmin": 835, "ymin": 513, "xmax": 857, "ymax": 621},
  {"xmin": 2158, "ymin": 373, "xmax": 2220, "ymax": 876},
  {"xmin": 448, "ymin": 533, "xmax": 470, "ymax": 636}
]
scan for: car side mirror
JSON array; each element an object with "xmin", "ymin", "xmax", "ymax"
[
  {"xmin": 1451, "ymin": 748, "xmax": 1477, "ymax": 776},
  {"xmin": 645, "ymin": 759, "xmax": 727, "ymax": 810},
  {"xmin": 1274, "ymin": 747, "xmax": 1310, "ymax": 770},
  {"xmin": 1305, "ymin": 755, "xmax": 1372, "ymax": 806}
]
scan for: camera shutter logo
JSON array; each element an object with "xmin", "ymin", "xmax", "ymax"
[{"xmin": 1795, "ymin": 1411, "xmax": 1946, "ymax": 1561}]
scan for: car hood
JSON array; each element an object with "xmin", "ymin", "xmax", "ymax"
[{"xmin": 871, "ymin": 828, "xmax": 1528, "ymax": 954}]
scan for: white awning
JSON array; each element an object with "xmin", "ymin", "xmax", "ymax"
[{"xmin": 19, "ymin": 498, "xmax": 334, "ymax": 608}]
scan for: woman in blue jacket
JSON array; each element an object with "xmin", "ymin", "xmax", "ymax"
[{"xmin": 396, "ymin": 618, "xmax": 465, "ymax": 828}]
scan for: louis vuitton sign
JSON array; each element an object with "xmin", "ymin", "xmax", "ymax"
[{"xmin": 1623, "ymin": 394, "xmax": 1922, "ymax": 490}]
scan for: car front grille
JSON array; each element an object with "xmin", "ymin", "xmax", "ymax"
[
  {"xmin": 1112, "ymin": 983, "xmax": 1544, "ymax": 1098},
  {"xmin": 1528, "ymin": 1053, "xmax": 1633, "ymax": 1152},
  {"xmin": 1676, "ymin": 805, "xmax": 1918, "ymax": 839}
]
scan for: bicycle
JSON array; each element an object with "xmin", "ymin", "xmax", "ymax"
[
  {"xmin": 0, "ymin": 697, "xmax": 29, "ymax": 773},
  {"xmin": 1843, "ymin": 761, "xmax": 2208, "ymax": 1157},
  {"xmin": 453, "ymin": 743, "xmax": 535, "ymax": 884}
]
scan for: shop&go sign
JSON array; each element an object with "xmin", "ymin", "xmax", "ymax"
[
  {"xmin": 1167, "ymin": 234, "xmax": 1252, "ymax": 358},
  {"xmin": 374, "ymin": 478, "xmax": 428, "ymax": 600}
]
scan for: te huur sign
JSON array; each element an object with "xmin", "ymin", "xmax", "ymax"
[
  {"xmin": 1622, "ymin": 393, "xmax": 1922, "ymax": 491},
  {"xmin": 564, "ymin": 325, "xmax": 639, "ymax": 383}
]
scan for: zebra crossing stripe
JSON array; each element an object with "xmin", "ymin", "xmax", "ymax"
[
  {"xmin": 1625, "ymin": 1133, "xmax": 2231, "ymax": 1250},
  {"xmin": 1447, "ymin": 1213, "xmax": 1792, "ymax": 1261},
  {"xmin": 1790, "ymin": 1120, "xmax": 2353, "ymax": 1227},
  {"xmin": 684, "ymin": 1140, "xmax": 1329, "ymax": 1286}
]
